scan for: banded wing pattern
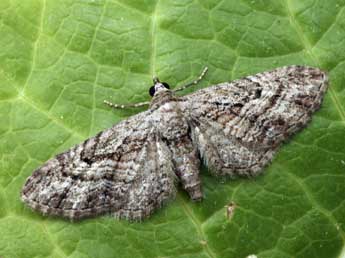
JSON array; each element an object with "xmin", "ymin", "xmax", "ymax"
[
  {"xmin": 183, "ymin": 66, "xmax": 328, "ymax": 177},
  {"xmin": 21, "ymin": 111, "xmax": 176, "ymax": 220}
]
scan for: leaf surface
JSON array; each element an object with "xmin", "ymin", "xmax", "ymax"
[{"xmin": 0, "ymin": 0, "xmax": 345, "ymax": 257}]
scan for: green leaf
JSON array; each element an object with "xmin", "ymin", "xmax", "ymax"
[{"xmin": 0, "ymin": 0, "xmax": 344, "ymax": 257}]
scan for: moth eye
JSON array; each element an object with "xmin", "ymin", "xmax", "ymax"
[
  {"xmin": 162, "ymin": 82, "xmax": 170, "ymax": 89},
  {"xmin": 149, "ymin": 86, "xmax": 155, "ymax": 97}
]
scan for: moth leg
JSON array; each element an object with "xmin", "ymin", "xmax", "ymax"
[
  {"xmin": 168, "ymin": 136, "xmax": 202, "ymax": 200},
  {"xmin": 104, "ymin": 100, "xmax": 150, "ymax": 109},
  {"xmin": 173, "ymin": 67, "xmax": 208, "ymax": 93}
]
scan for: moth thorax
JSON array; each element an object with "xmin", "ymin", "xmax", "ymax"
[{"xmin": 159, "ymin": 113, "xmax": 189, "ymax": 140}]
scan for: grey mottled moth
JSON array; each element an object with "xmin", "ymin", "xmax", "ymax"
[{"xmin": 21, "ymin": 65, "xmax": 328, "ymax": 221}]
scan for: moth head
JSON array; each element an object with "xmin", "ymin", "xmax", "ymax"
[{"xmin": 149, "ymin": 77, "xmax": 170, "ymax": 97}]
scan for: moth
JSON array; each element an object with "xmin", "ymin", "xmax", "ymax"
[{"xmin": 21, "ymin": 65, "xmax": 328, "ymax": 221}]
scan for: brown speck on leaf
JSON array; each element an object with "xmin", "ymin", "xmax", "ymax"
[
  {"xmin": 226, "ymin": 201, "xmax": 237, "ymax": 219},
  {"xmin": 200, "ymin": 240, "xmax": 207, "ymax": 245}
]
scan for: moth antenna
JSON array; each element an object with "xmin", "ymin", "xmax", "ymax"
[
  {"xmin": 104, "ymin": 100, "xmax": 150, "ymax": 109},
  {"xmin": 174, "ymin": 66, "xmax": 208, "ymax": 92}
]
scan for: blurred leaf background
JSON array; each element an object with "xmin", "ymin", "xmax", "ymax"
[{"xmin": 0, "ymin": 0, "xmax": 345, "ymax": 257}]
